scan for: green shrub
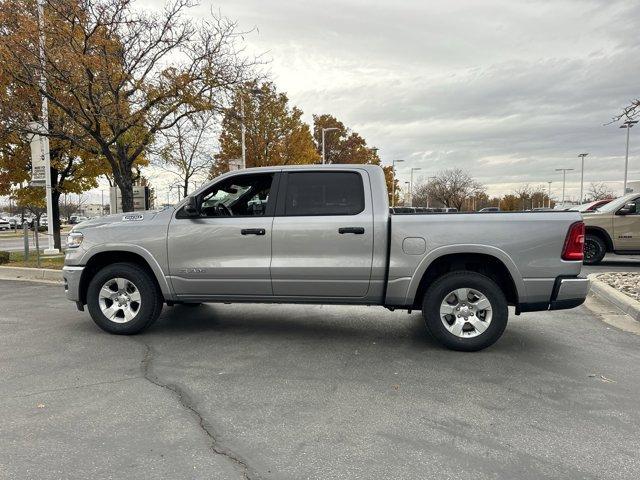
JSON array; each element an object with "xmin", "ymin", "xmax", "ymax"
[{"xmin": 0, "ymin": 251, "xmax": 9, "ymax": 265}]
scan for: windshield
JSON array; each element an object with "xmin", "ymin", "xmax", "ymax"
[{"xmin": 595, "ymin": 193, "xmax": 638, "ymax": 213}]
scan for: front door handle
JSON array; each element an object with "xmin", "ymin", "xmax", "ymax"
[
  {"xmin": 241, "ymin": 228, "xmax": 266, "ymax": 236},
  {"xmin": 338, "ymin": 227, "xmax": 365, "ymax": 235}
]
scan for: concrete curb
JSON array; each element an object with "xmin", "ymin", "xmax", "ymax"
[
  {"xmin": 0, "ymin": 266, "xmax": 63, "ymax": 284},
  {"xmin": 588, "ymin": 273, "xmax": 640, "ymax": 322}
]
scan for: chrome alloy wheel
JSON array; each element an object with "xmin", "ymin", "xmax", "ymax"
[
  {"xmin": 439, "ymin": 287, "xmax": 493, "ymax": 338},
  {"xmin": 98, "ymin": 277, "xmax": 142, "ymax": 323}
]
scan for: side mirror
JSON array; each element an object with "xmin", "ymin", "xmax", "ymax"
[
  {"xmin": 182, "ymin": 196, "xmax": 200, "ymax": 217},
  {"xmin": 617, "ymin": 203, "xmax": 637, "ymax": 215}
]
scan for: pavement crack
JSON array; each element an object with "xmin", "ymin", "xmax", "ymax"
[{"xmin": 138, "ymin": 341, "xmax": 257, "ymax": 480}]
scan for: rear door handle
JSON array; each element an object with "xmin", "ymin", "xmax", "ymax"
[
  {"xmin": 338, "ymin": 227, "xmax": 365, "ymax": 235},
  {"xmin": 241, "ymin": 228, "xmax": 266, "ymax": 236}
]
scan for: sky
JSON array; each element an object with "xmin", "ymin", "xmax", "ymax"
[{"xmin": 94, "ymin": 0, "xmax": 640, "ymax": 204}]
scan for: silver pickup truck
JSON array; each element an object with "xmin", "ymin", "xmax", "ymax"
[{"xmin": 62, "ymin": 165, "xmax": 589, "ymax": 351}]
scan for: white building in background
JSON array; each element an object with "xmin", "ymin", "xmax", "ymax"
[
  {"xmin": 626, "ymin": 180, "xmax": 640, "ymax": 193},
  {"xmin": 82, "ymin": 203, "xmax": 104, "ymax": 217},
  {"xmin": 228, "ymin": 158, "xmax": 243, "ymax": 171},
  {"xmin": 109, "ymin": 186, "xmax": 151, "ymax": 213}
]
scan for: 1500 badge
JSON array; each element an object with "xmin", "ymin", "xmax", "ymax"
[
  {"xmin": 122, "ymin": 214, "xmax": 144, "ymax": 222},
  {"xmin": 177, "ymin": 268, "xmax": 207, "ymax": 274}
]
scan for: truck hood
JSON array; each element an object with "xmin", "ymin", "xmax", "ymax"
[{"xmin": 73, "ymin": 209, "xmax": 168, "ymax": 230}]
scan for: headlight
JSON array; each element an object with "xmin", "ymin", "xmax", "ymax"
[{"xmin": 66, "ymin": 232, "xmax": 84, "ymax": 249}]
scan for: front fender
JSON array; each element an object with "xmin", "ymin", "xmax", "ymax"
[{"xmin": 77, "ymin": 243, "xmax": 174, "ymax": 300}]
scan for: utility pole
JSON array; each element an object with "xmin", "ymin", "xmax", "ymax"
[
  {"xmin": 37, "ymin": 0, "xmax": 58, "ymax": 254},
  {"xmin": 555, "ymin": 168, "xmax": 574, "ymax": 206},
  {"xmin": 578, "ymin": 153, "xmax": 588, "ymax": 203},
  {"xmin": 321, "ymin": 128, "xmax": 339, "ymax": 164},
  {"xmin": 391, "ymin": 159, "xmax": 404, "ymax": 207},
  {"xmin": 547, "ymin": 181, "xmax": 552, "ymax": 208},
  {"xmin": 620, "ymin": 120, "xmax": 638, "ymax": 195}
]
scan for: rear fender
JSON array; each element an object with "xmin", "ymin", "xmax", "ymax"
[{"xmin": 404, "ymin": 244, "xmax": 525, "ymax": 305}]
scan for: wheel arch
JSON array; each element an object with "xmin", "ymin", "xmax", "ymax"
[
  {"xmin": 585, "ymin": 226, "xmax": 613, "ymax": 251},
  {"xmin": 78, "ymin": 249, "xmax": 170, "ymax": 305},
  {"xmin": 409, "ymin": 249, "xmax": 521, "ymax": 310}
]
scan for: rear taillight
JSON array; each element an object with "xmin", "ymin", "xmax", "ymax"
[{"xmin": 562, "ymin": 221, "xmax": 585, "ymax": 261}]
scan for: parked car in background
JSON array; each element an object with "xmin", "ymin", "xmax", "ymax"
[
  {"xmin": 390, "ymin": 207, "xmax": 416, "ymax": 214},
  {"xmin": 569, "ymin": 199, "xmax": 613, "ymax": 213},
  {"xmin": 63, "ymin": 164, "xmax": 589, "ymax": 352},
  {"xmin": 582, "ymin": 193, "xmax": 640, "ymax": 264},
  {"xmin": 0, "ymin": 218, "xmax": 10, "ymax": 231},
  {"xmin": 69, "ymin": 216, "xmax": 89, "ymax": 225},
  {"xmin": 479, "ymin": 207, "xmax": 500, "ymax": 212}
]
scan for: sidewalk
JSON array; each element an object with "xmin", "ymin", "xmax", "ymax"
[{"xmin": 588, "ymin": 273, "xmax": 640, "ymax": 322}]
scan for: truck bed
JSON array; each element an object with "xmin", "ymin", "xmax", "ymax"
[{"xmin": 384, "ymin": 210, "xmax": 584, "ymax": 307}]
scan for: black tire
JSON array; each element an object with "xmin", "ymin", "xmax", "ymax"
[
  {"xmin": 421, "ymin": 271, "xmax": 508, "ymax": 352},
  {"xmin": 583, "ymin": 234, "xmax": 606, "ymax": 265},
  {"xmin": 86, "ymin": 262, "xmax": 163, "ymax": 334}
]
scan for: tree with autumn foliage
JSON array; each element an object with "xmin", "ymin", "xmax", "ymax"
[
  {"xmin": 0, "ymin": 72, "xmax": 109, "ymax": 248},
  {"xmin": 211, "ymin": 82, "xmax": 319, "ymax": 177},
  {"xmin": 500, "ymin": 194, "xmax": 521, "ymax": 211},
  {"xmin": 0, "ymin": 0, "xmax": 255, "ymax": 212}
]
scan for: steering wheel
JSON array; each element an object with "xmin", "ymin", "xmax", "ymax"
[{"xmin": 216, "ymin": 204, "xmax": 233, "ymax": 217}]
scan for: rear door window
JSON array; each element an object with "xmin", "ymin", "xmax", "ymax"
[{"xmin": 284, "ymin": 172, "xmax": 365, "ymax": 216}]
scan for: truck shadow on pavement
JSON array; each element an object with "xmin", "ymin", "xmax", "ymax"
[{"xmin": 133, "ymin": 303, "xmax": 554, "ymax": 355}]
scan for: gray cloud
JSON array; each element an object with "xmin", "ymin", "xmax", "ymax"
[{"xmin": 166, "ymin": 0, "xmax": 640, "ymax": 199}]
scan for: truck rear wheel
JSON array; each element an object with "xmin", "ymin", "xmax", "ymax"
[
  {"xmin": 421, "ymin": 271, "xmax": 508, "ymax": 351},
  {"xmin": 86, "ymin": 262, "xmax": 163, "ymax": 335}
]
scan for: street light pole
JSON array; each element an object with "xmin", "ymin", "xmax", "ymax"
[
  {"xmin": 555, "ymin": 168, "xmax": 574, "ymax": 206},
  {"xmin": 620, "ymin": 120, "xmax": 638, "ymax": 195},
  {"xmin": 409, "ymin": 167, "xmax": 421, "ymax": 207},
  {"xmin": 240, "ymin": 87, "xmax": 264, "ymax": 169},
  {"xmin": 37, "ymin": 0, "xmax": 58, "ymax": 254},
  {"xmin": 240, "ymin": 96, "xmax": 246, "ymax": 169},
  {"xmin": 322, "ymin": 128, "xmax": 339, "ymax": 164},
  {"xmin": 578, "ymin": 153, "xmax": 588, "ymax": 203},
  {"xmin": 391, "ymin": 159, "xmax": 404, "ymax": 207}
]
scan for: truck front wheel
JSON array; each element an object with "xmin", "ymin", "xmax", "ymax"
[
  {"xmin": 86, "ymin": 262, "xmax": 163, "ymax": 335},
  {"xmin": 583, "ymin": 234, "xmax": 606, "ymax": 265},
  {"xmin": 421, "ymin": 271, "xmax": 508, "ymax": 351}
]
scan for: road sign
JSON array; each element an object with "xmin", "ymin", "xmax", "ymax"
[
  {"xmin": 28, "ymin": 122, "xmax": 46, "ymax": 186},
  {"xmin": 109, "ymin": 186, "xmax": 150, "ymax": 213}
]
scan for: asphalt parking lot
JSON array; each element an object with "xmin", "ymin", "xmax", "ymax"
[{"xmin": 2, "ymin": 280, "xmax": 640, "ymax": 480}]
